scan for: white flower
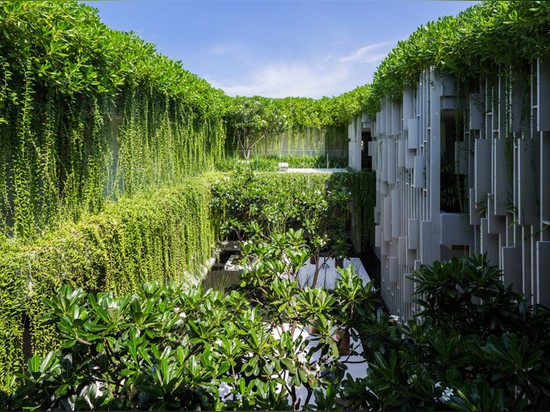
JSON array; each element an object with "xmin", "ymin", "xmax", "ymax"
[
  {"xmin": 297, "ymin": 351, "xmax": 308, "ymax": 364},
  {"xmin": 389, "ymin": 315, "xmax": 400, "ymax": 323},
  {"xmin": 215, "ymin": 339, "xmax": 223, "ymax": 346},
  {"xmin": 218, "ymin": 381, "xmax": 231, "ymax": 399},
  {"xmin": 439, "ymin": 387, "xmax": 454, "ymax": 402},
  {"xmin": 434, "ymin": 381, "xmax": 442, "ymax": 388}
]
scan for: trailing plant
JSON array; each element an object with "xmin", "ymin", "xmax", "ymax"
[
  {"xmin": 340, "ymin": 170, "xmax": 376, "ymax": 253},
  {"xmin": 0, "ymin": 1, "xmax": 226, "ymax": 244},
  {"xmin": 0, "ymin": 179, "xmax": 215, "ymax": 393},
  {"xmin": 366, "ymin": 1, "xmax": 550, "ymax": 118}
]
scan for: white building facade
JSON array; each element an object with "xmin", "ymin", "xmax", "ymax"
[{"xmin": 365, "ymin": 58, "xmax": 550, "ymax": 319}]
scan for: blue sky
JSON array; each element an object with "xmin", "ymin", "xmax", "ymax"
[{"xmin": 84, "ymin": 1, "xmax": 478, "ymax": 98}]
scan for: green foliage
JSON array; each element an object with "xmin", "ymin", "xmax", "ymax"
[
  {"xmin": 340, "ymin": 170, "xmax": 376, "ymax": 253},
  {"xmin": 210, "ymin": 167, "xmax": 375, "ymax": 254},
  {"xmin": 210, "ymin": 169, "xmax": 351, "ymax": 263},
  {"xmin": 366, "ymin": 1, "xmax": 550, "ymax": 117},
  {"xmin": 409, "ymin": 254, "xmax": 527, "ymax": 337},
  {"xmin": 224, "ymin": 86, "xmax": 370, "ymax": 137},
  {"xmin": 341, "ymin": 255, "xmax": 550, "ymax": 410},
  {"xmin": 0, "ymin": 180, "xmax": 215, "ymax": 393},
  {"xmin": 223, "ymin": 89, "xmax": 368, "ymax": 160},
  {"xmin": 4, "ymin": 242, "xmax": 548, "ymax": 410},
  {"xmin": 0, "ymin": 1, "xmax": 226, "ymax": 109},
  {"xmin": 211, "ymin": 168, "xmax": 334, "ymax": 241},
  {"xmin": 2, "ymin": 263, "xmax": 378, "ymax": 410},
  {"xmin": 0, "ymin": 1, "xmax": 226, "ymax": 243},
  {"xmin": 5, "ymin": 1, "xmax": 549, "ymax": 408}
]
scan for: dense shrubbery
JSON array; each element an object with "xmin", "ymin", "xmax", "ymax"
[
  {"xmin": 211, "ymin": 168, "xmax": 348, "ymax": 242},
  {"xmin": 1, "ymin": 253, "xmax": 547, "ymax": 410},
  {"xmin": 0, "ymin": 180, "xmax": 215, "ymax": 393},
  {"xmin": 210, "ymin": 167, "xmax": 375, "ymax": 259},
  {"xmin": 347, "ymin": 255, "xmax": 550, "ymax": 411},
  {"xmin": 1, "ymin": 262, "xmax": 377, "ymax": 410}
]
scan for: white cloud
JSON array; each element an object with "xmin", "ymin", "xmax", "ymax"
[
  {"xmin": 212, "ymin": 62, "xmax": 350, "ymax": 98},
  {"xmin": 208, "ymin": 41, "xmax": 396, "ymax": 98},
  {"xmin": 339, "ymin": 41, "xmax": 395, "ymax": 64}
]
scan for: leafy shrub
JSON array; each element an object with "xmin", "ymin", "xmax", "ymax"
[
  {"xmin": 343, "ymin": 254, "xmax": 550, "ymax": 410},
  {"xmin": 0, "ymin": 180, "xmax": 215, "ymax": 393},
  {"xmin": 5, "ymin": 245, "xmax": 547, "ymax": 410},
  {"xmin": 211, "ymin": 167, "xmax": 375, "ymax": 258},
  {"xmin": 210, "ymin": 168, "xmax": 358, "ymax": 255},
  {"xmin": 2, "ymin": 262, "xmax": 378, "ymax": 410}
]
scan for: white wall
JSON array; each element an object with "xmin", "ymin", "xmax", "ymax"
[{"xmin": 367, "ymin": 57, "xmax": 550, "ymax": 319}]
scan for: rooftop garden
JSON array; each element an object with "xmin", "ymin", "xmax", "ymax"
[{"xmin": 0, "ymin": 0, "xmax": 549, "ymax": 410}]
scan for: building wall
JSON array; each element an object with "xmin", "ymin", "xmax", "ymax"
[{"xmin": 367, "ymin": 58, "xmax": 550, "ymax": 319}]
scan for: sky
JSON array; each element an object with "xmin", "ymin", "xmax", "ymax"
[{"xmin": 83, "ymin": 0, "xmax": 478, "ymax": 99}]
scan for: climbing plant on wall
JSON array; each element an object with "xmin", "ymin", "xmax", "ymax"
[
  {"xmin": 0, "ymin": 1, "xmax": 227, "ymax": 243},
  {"xmin": 0, "ymin": 179, "xmax": 216, "ymax": 393}
]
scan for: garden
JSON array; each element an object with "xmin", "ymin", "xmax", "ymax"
[{"xmin": 0, "ymin": 0, "xmax": 549, "ymax": 410}]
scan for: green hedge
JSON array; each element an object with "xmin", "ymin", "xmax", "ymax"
[
  {"xmin": 366, "ymin": 1, "xmax": 550, "ymax": 116},
  {"xmin": 0, "ymin": 2, "xmax": 226, "ymax": 243},
  {"xmin": 0, "ymin": 179, "xmax": 215, "ymax": 393},
  {"xmin": 210, "ymin": 168, "xmax": 376, "ymax": 254}
]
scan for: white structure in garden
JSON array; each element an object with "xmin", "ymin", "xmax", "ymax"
[{"xmin": 351, "ymin": 57, "xmax": 550, "ymax": 319}]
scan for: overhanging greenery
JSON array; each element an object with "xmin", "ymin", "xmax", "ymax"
[
  {"xmin": 1, "ymin": 0, "xmax": 550, "ymax": 404},
  {"xmin": 366, "ymin": 1, "xmax": 550, "ymax": 116},
  {"xmin": 0, "ymin": 180, "xmax": 215, "ymax": 392},
  {"xmin": 0, "ymin": 1, "xmax": 226, "ymax": 243}
]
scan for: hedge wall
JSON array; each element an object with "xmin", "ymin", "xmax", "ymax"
[
  {"xmin": 0, "ymin": 179, "xmax": 215, "ymax": 392},
  {"xmin": 0, "ymin": 2, "xmax": 226, "ymax": 244}
]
